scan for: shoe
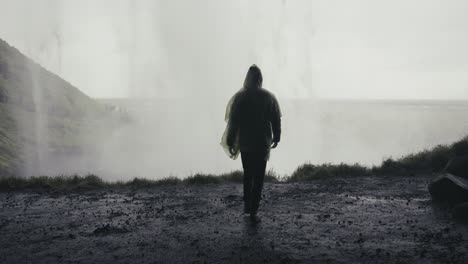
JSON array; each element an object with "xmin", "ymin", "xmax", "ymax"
[{"xmin": 249, "ymin": 208, "xmax": 257, "ymax": 218}]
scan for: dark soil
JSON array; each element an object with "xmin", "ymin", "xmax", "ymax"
[{"xmin": 0, "ymin": 175, "xmax": 467, "ymax": 263}]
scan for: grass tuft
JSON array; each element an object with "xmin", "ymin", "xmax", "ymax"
[
  {"xmin": 289, "ymin": 163, "xmax": 370, "ymax": 181},
  {"xmin": 1, "ymin": 136, "xmax": 468, "ymax": 190},
  {"xmin": 124, "ymin": 177, "xmax": 181, "ymax": 187},
  {"xmin": 183, "ymin": 174, "xmax": 222, "ymax": 184},
  {"xmin": 0, "ymin": 174, "xmax": 107, "ymax": 190}
]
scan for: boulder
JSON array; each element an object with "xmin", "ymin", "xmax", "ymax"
[
  {"xmin": 428, "ymin": 174, "xmax": 468, "ymax": 204},
  {"xmin": 453, "ymin": 203, "xmax": 468, "ymax": 222},
  {"xmin": 444, "ymin": 155, "xmax": 468, "ymax": 180}
]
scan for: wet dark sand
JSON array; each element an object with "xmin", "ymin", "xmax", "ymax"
[{"xmin": 1, "ymin": 175, "xmax": 467, "ymax": 263}]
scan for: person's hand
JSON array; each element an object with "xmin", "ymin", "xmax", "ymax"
[
  {"xmin": 229, "ymin": 147, "xmax": 236, "ymax": 156},
  {"xmin": 271, "ymin": 142, "xmax": 278, "ymax": 149}
]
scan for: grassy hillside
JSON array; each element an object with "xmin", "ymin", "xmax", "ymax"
[
  {"xmin": 0, "ymin": 103, "xmax": 20, "ymax": 176},
  {"xmin": 0, "ymin": 39, "xmax": 122, "ymax": 177},
  {"xmin": 288, "ymin": 136, "xmax": 468, "ymax": 181}
]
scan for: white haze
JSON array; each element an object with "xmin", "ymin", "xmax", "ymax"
[{"xmin": 1, "ymin": 0, "xmax": 468, "ymax": 179}]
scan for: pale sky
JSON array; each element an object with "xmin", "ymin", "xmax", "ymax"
[{"xmin": 0, "ymin": 0, "xmax": 467, "ymax": 100}]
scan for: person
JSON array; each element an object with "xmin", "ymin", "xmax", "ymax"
[{"xmin": 222, "ymin": 64, "xmax": 282, "ymax": 219}]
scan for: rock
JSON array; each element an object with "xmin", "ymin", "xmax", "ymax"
[
  {"xmin": 444, "ymin": 155, "xmax": 468, "ymax": 180},
  {"xmin": 453, "ymin": 203, "xmax": 468, "ymax": 222},
  {"xmin": 428, "ymin": 174, "xmax": 468, "ymax": 204}
]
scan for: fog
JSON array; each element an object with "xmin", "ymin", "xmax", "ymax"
[{"xmin": 2, "ymin": 0, "xmax": 468, "ymax": 179}]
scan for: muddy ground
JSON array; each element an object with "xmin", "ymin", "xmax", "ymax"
[{"xmin": 0, "ymin": 175, "xmax": 467, "ymax": 264}]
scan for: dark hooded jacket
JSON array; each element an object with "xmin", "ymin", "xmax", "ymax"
[{"xmin": 226, "ymin": 65, "xmax": 282, "ymax": 153}]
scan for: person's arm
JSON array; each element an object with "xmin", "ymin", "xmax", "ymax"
[
  {"xmin": 270, "ymin": 95, "xmax": 282, "ymax": 146},
  {"xmin": 226, "ymin": 96, "xmax": 240, "ymax": 148}
]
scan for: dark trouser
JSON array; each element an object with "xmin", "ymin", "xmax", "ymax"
[{"xmin": 241, "ymin": 151, "xmax": 268, "ymax": 214}]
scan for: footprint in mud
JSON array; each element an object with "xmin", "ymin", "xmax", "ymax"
[
  {"xmin": 92, "ymin": 224, "xmax": 130, "ymax": 236},
  {"xmin": 221, "ymin": 194, "xmax": 243, "ymax": 207}
]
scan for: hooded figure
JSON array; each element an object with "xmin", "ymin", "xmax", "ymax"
[{"xmin": 221, "ymin": 64, "xmax": 282, "ymax": 218}]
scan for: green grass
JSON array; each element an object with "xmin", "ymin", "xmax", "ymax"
[
  {"xmin": 1, "ymin": 135, "xmax": 468, "ymax": 191},
  {"xmin": 287, "ymin": 136, "xmax": 468, "ymax": 181},
  {"xmin": 0, "ymin": 170, "xmax": 280, "ymax": 191},
  {"xmin": 1, "ymin": 137, "xmax": 467, "ymax": 190},
  {"xmin": 0, "ymin": 174, "xmax": 104, "ymax": 190},
  {"xmin": 0, "ymin": 103, "xmax": 20, "ymax": 176},
  {"xmin": 288, "ymin": 163, "xmax": 371, "ymax": 182}
]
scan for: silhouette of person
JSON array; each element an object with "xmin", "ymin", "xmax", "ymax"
[{"xmin": 224, "ymin": 64, "xmax": 282, "ymax": 218}]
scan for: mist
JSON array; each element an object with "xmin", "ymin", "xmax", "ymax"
[{"xmin": 2, "ymin": 0, "xmax": 468, "ymax": 180}]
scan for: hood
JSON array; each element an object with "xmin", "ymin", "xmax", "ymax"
[{"xmin": 243, "ymin": 64, "xmax": 263, "ymax": 90}]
